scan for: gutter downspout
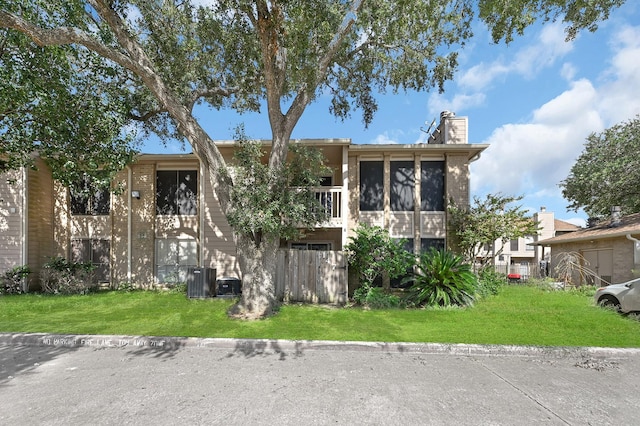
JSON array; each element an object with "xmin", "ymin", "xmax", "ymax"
[
  {"xmin": 21, "ymin": 167, "xmax": 28, "ymax": 292},
  {"xmin": 127, "ymin": 166, "xmax": 132, "ymax": 282},
  {"xmin": 626, "ymin": 234, "xmax": 640, "ymax": 266}
]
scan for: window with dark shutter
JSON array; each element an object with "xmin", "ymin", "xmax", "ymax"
[
  {"xmin": 156, "ymin": 170, "xmax": 198, "ymax": 215},
  {"xmin": 420, "ymin": 161, "xmax": 445, "ymax": 211},
  {"xmin": 391, "ymin": 161, "xmax": 415, "ymax": 211},
  {"xmin": 359, "ymin": 161, "xmax": 383, "ymax": 211}
]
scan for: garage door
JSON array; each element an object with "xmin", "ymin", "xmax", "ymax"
[{"xmin": 582, "ymin": 249, "xmax": 613, "ymax": 286}]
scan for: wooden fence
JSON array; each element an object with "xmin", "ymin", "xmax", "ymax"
[{"xmin": 275, "ymin": 249, "xmax": 348, "ymax": 304}]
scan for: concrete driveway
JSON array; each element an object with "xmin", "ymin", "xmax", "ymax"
[{"xmin": 1, "ymin": 334, "xmax": 640, "ymax": 425}]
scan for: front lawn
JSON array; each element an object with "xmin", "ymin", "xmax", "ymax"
[{"xmin": 1, "ymin": 285, "xmax": 639, "ymax": 347}]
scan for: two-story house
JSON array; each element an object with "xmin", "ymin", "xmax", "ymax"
[{"xmin": 1, "ymin": 112, "xmax": 487, "ymax": 292}]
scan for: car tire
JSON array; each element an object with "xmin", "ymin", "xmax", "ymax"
[{"xmin": 598, "ymin": 295, "xmax": 621, "ymax": 312}]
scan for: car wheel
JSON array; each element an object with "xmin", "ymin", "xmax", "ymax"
[{"xmin": 598, "ymin": 295, "xmax": 621, "ymax": 311}]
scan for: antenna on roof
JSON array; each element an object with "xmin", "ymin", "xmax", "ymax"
[{"xmin": 421, "ymin": 118, "xmax": 436, "ymax": 134}]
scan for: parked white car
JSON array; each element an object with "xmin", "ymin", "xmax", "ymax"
[{"xmin": 594, "ymin": 278, "xmax": 640, "ymax": 313}]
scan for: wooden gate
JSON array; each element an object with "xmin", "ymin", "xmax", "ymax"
[{"xmin": 275, "ymin": 249, "xmax": 348, "ymax": 304}]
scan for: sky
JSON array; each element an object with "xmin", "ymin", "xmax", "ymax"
[{"xmin": 142, "ymin": 2, "xmax": 640, "ymax": 227}]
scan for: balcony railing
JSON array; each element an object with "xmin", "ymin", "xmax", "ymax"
[{"xmin": 313, "ymin": 186, "xmax": 343, "ymax": 227}]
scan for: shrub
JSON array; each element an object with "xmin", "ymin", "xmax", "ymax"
[
  {"xmin": 40, "ymin": 257, "xmax": 96, "ymax": 295},
  {"xmin": 115, "ymin": 281, "xmax": 137, "ymax": 292},
  {"xmin": 0, "ymin": 265, "xmax": 31, "ymax": 295},
  {"xmin": 345, "ymin": 224, "xmax": 414, "ymax": 288},
  {"xmin": 405, "ymin": 249, "xmax": 478, "ymax": 307},
  {"xmin": 168, "ymin": 282, "xmax": 188, "ymax": 294},
  {"xmin": 477, "ymin": 268, "xmax": 505, "ymax": 297},
  {"xmin": 353, "ymin": 285, "xmax": 401, "ymax": 309}
]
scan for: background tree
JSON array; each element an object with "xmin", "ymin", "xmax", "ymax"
[
  {"xmin": 561, "ymin": 115, "xmax": 640, "ymax": 219},
  {"xmin": 0, "ymin": 0, "xmax": 624, "ymax": 317},
  {"xmin": 448, "ymin": 193, "xmax": 540, "ymax": 268}
]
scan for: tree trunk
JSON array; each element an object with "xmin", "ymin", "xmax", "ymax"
[{"xmin": 228, "ymin": 233, "xmax": 279, "ymax": 319}]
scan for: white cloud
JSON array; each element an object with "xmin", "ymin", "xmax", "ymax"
[
  {"xmin": 471, "ymin": 79, "xmax": 602, "ymax": 196},
  {"xmin": 369, "ymin": 132, "xmax": 400, "ymax": 144},
  {"xmin": 458, "ymin": 22, "xmax": 574, "ymax": 93},
  {"xmin": 560, "ymin": 62, "xmax": 577, "ymax": 81},
  {"xmin": 470, "ymin": 23, "xmax": 640, "ymax": 217},
  {"xmin": 597, "ymin": 25, "xmax": 640, "ymax": 124},
  {"xmin": 427, "ymin": 92, "xmax": 486, "ymax": 117}
]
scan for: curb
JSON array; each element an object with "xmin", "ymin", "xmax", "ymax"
[{"xmin": 2, "ymin": 332, "xmax": 639, "ymax": 359}]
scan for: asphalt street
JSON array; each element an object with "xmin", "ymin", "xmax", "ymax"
[{"xmin": 1, "ymin": 334, "xmax": 640, "ymax": 425}]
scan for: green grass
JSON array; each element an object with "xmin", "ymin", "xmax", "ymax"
[{"xmin": 1, "ymin": 286, "xmax": 639, "ymax": 347}]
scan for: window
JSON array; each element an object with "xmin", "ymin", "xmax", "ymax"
[
  {"xmin": 290, "ymin": 242, "xmax": 331, "ymax": 250},
  {"xmin": 359, "ymin": 161, "xmax": 383, "ymax": 211},
  {"xmin": 510, "ymin": 239, "xmax": 519, "ymax": 251},
  {"xmin": 156, "ymin": 170, "xmax": 198, "ymax": 215},
  {"xmin": 70, "ymin": 174, "xmax": 110, "ymax": 215},
  {"xmin": 70, "ymin": 239, "xmax": 110, "ymax": 282},
  {"xmin": 525, "ymin": 236, "xmax": 535, "ymax": 251},
  {"xmin": 155, "ymin": 239, "xmax": 198, "ymax": 283},
  {"xmin": 420, "ymin": 238, "xmax": 445, "ymax": 253},
  {"xmin": 420, "ymin": 161, "xmax": 445, "ymax": 211},
  {"xmin": 390, "ymin": 161, "xmax": 415, "ymax": 211}
]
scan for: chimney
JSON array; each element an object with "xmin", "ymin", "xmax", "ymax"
[
  {"xmin": 611, "ymin": 206, "xmax": 622, "ymax": 227},
  {"xmin": 540, "ymin": 206, "xmax": 546, "ymax": 212},
  {"xmin": 440, "ymin": 110, "xmax": 455, "ymax": 120}
]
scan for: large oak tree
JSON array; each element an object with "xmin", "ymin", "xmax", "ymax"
[{"xmin": 0, "ymin": 0, "xmax": 624, "ymax": 317}]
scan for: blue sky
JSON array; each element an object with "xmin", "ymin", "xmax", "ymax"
[{"xmin": 143, "ymin": 2, "xmax": 640, "ymax": 227}]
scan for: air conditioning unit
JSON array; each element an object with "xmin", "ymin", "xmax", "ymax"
[
  {"xmin": 186, "ymin": 267, "xmax": 216, "ymax": 298},
  {"xmin": 217, "ymin": 276, "xmax": 242, "ymax": 296}
]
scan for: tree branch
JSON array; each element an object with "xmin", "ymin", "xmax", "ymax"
[
  {"xmin": 285, "ymin": 0, "xmax": 364, "ymax": 129},
  {"xmin": 0, "ymin": 10, "xmax": 145, "ymax": 78}
]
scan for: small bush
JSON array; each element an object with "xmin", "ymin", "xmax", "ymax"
[
  {"xmin": 0, "ymin": 265, "xmax": 31, "ymax": 295},
  {"xmin": 477, "ymin": 268, "xmax": 505, "ymax": 297},
  {"xmin": 169, "ymin": 282, "xmax": 188, "ymax": 294},
  {"xmin": 40, "ymin": 257, "xmax": 96, "ymax": 295},
  {"xmin": 405, "ymin": 249, "xmax": 478, "ymax": 307},
  {"xmin": 353, "ymin": 284, "xmax": 402, "ymax": 309},
  {"xmin": 115, "ymin": 281, "xmax": 137, "ymax": 292}
]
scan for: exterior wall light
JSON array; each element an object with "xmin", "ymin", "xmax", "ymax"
[{"xmin": 131, "ymin": 190, "xmax": 141, "ymax": 199}]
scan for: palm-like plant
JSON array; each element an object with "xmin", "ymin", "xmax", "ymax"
[{"xmin": 406, "ymin": 249, "xmax": 478, "ymax": 307}]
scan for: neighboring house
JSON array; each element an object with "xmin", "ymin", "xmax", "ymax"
[
  {"xmin": 0, "ymin": 159, "xmax": 55, "ymax": 290},
  {"xmin": 535, "ymin": 210, "xmax": 640, "ymax": 286},
  {"xmin": 483, "ymin": 207, "xmax": 580, "ymax": 279},
  {"xmin": 13, "ymin": 111, "xmax": 487, "ymax": 291}
]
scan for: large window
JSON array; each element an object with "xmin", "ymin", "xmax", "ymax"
[
  {"xmin": 420, "ymin": 161, "xmax": 445, "ymax": 211},
  {"xmin": 70, "ymin": 239, "xmax": 110, "ymax": 282},
  {"xmin": 156, "ymin": 170, "xmax": 198, "ymax": 215},
  {"xmin": 359, "ymin": 161, "xmax": 383, "ymax": 211},
  {"xmin": 390, "ymin": 161, "xmax": 415, "ymax": 211},
  {"xmin": 155, "ymin": 239, "xmax": 198, "ymax": 284},
  {"xmin": 70, "ymin": 175, "xmax": 110, "ymax": 215}
]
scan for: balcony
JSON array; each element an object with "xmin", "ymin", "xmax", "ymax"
[{"xmin": 313, "ymin": 186, "xmax": 344, "ymax": 228}]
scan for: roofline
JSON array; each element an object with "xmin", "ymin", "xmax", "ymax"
[
  {"xmin": 534, "ymin": 230, "xmax": 640, "ymax": 245},
  {"xmin": 212, "ymin": 138, "xmax": 352, "ymax": 146},
  {"xmin": 349, "ymin": 143, "xmax": 489, "ymax": 151},
  {"xmin": 136, "ymin": 153, "xmax": 198, "ymax": 161}
]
